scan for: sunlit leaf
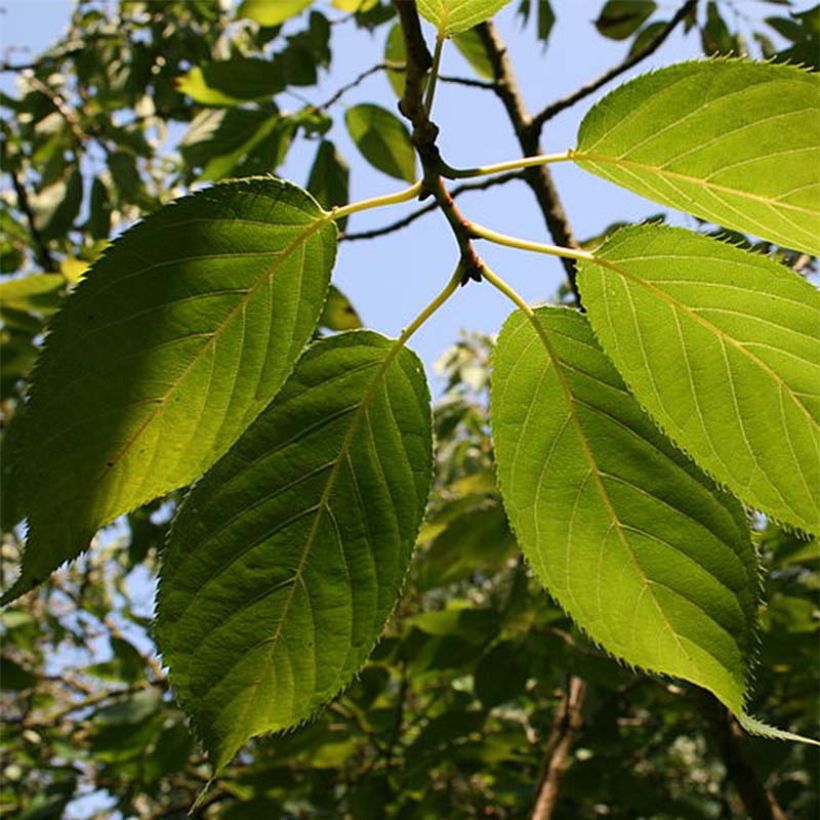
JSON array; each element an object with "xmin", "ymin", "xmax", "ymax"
[
  {"xmin": 237, "ymin": 0, "xmax": 313, "ymax": 26},
  {"xmin": 492, "ymin": 306, "xmax": 759, "ymax": 725},
  {"xmin": 578, "ymin": 225, "xmax": 820, "ymax": 533},
  {"xmin": 156, "ymin": 332, "xmax": 432, "ymax": 771},
  {"xmin": 575, "ymin": 60, "xmax": 820, "ymax": 254},
  {"xmin": 175, "ymin": 59, "xmax": 284, "ymax": 106},
  {"xmin": 418, "ymin": 0, "xmax": 514, "ymax": 36}
]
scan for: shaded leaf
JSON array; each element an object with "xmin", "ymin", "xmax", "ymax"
[
  {"xmin": 307, "ymin": 140, "xmax": 350, "ymax": 230},
  {"xmin": 156, "ymin": 331, "xmax": 433, "ymax": 771},
  {"xmin": 574, "ymin": 60, "xmax": 820, "ymax": 255},
  {"xmin": 345, "ymin": 104, "xmax": 416, "ymax": 183},
  {"xmin": 4, "ymin": 179, "xmax": 336, "ymax": 603},
  {"xmin": 452, "ymin": 29, "xmax": 495, "ymax": 78},
  {"xmin": 578, "ymin": 225, "xmax": 820, "ymax": 533},
  {"xmin": 320, "ymin": 284, "xmax": 362, "ymax": 331},
  {"xmin": 595, "ymin": 0, "xmax": 656, "ymax": 40}
]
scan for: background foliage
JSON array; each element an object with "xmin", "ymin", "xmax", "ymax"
[{"xmin": 1, "ymin": 1, "xmax": 818, "ymax": 818}]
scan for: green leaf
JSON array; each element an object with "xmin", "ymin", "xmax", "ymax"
[
  {"xmin": 4, "ymin": 178, "xmax": 336, "ymax": 604},
  {"xmin": 155, "ymin": 331, "xmax": 433, "ymax": 771},
  {"xmin": 179, "ymin": 108, "xmax": 292, "ymax": 182},
  {"xmin": 320, "ymin": 284, "xmax": 362, "ymax": 331},
  {"xmin": 345, "ymin": 104, "xmax": 416, "ymax": 183},
  {"xmin": 700, "ymin": 1, "xmax": 735, "ymax": 56},
  {"xmin": 89, "ymin": 176, "xmax": 112, "ymax": 240},
  {"xmin": 237, "ymin": 0, "xmax": 313, "ymax": 27},
  {"xmin": 628, "ymin": 20, "xmax": 668, "ymax": 57},
  {"xmin": 574, "ymin": 60, "xmax": 820, "ymax": 255},
  {"xmin": 0, "ymin": 656, "xmax": 37, "ymax": 691},
  {"xmin": 33, "ymin": 167, "xmax": 82, "ymax": 241},
  {"xmin": 385, "ymin": 23, "xmax": 408, "ymax": 98},
  {"xmin": 175, "ymin": 59, "xmax": 284, "ymax": 106},
  {"xmin": 595, "ymin": 0, "xmax": 656, "ymax": 40},
  {"xmin": 492, "ymin": 305, "xmax": 759, "ymax": 724},
  {"xmin": 0, "ymin": 274, "xmax": 64, "ymax": 315},
  {"xmin": 577, "ymin": 225, "xmax": 820, "ymax": 533},
  {"xmin": 307, "ymin": 140, "xmax": 350, "ymax": 231},
  {"xmin": 418, "ymin": 0, "xmax": 514, "ymax": 36},
  {"xmin": 452, "ymin": 29, "xmax": 495, "ymax": 79}
]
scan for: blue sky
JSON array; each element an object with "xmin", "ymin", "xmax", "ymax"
[{"xmin": 0, "ymin": 0, "xmax": 807, "ymax": 378}]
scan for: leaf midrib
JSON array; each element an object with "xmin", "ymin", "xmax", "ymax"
[
  {"xmin": 592, "ymin": 256, "xmax": 820, "ymax": 434},
  {"xmin": 230, "ymin": 342, "xmax": 408, "ymax": 741},
  {"xmin": 574, "ymin": 151, "xmax": 819, "ymax": 218},
  {"xmin": 520, "ymin": 312, "xmax": 695, "ymax": 667}
]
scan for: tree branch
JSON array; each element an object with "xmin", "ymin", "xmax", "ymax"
[
  {"xmin": 474, "ymin": 21, "xmax": 581, "ymax": 302},
  {"xmin": 393, "ymin": 0, "xmax": 483, "ymax": 283},
  {"xmin": 7, "ymin": 164, "xmax": 55, "ymax": 271},
  {"xmin": 316, "ymin": 62, "xmax": 396, "ymax": 110},
  {"xmin": 438, "ymin": 74, "xmax": 497, "ymax": 90},
  {"xmin": 531, "ymin": 676, "xmax": 586, "ymax": 820},
  {"xmin": 530, "ymin": 0, "xmax": 696, "ymax": 131},
  {"xmin": 340, "ymin": 171, "xmax": 523, "ymax": 242}
]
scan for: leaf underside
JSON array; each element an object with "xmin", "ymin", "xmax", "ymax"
[
  {"xmin": 492, "ymin": 306, "xmax": 758, "ymax": 717},
  {"xmin": 575, "ymin": 60, "xmax": 820, "ymax": 255},
  {"xmin": 578, "ymin": 225, "xmax": 820, "ymax": 534},
  {"xmin": 5, "ymin": 178, "xmax": 335, "ymax": 604},
  {"xmin": 156, "ymin": 331, "xmax": 433, "ymax": 772}
]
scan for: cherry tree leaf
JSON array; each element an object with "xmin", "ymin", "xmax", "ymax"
[
  {"xmin": 345, "ymin": 104, "xmax": 416, "ymax": 183},
  {"xmin": 574, "ymin": 60, "xmax": 820, "ymax": 254},
  {"xmin": 493, "ymin": 306, "xmax": 759, "ymax": 727},
  {"xmin": 578, "ymin": 225, "xmax": 820, "ymax": 534},
  {"xmin": 418, "ymin": 0, "xmax": 514, "ymax": 36},
  {"xmin": 4, "ymin": 178, "xmax": 335, "ymax": 604},
  {"xmin": 156, "ymin": 332, "xmax": 432, "ymax": 771}
]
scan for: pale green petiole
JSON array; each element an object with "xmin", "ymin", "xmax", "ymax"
[
  {"xmin": 469, "ymin": 222, "xmax": 594, "ymax": 264},
  {"xmin": 423, "ymin": 34, "xmax": 445, "ymax": 117},
  {"xmin": 442, "ymin": 150, "xmax": 575, "ymax": 179},
  {"xmin": 328, "ymin": 181, "xmax": 424, "ymax": 222}
]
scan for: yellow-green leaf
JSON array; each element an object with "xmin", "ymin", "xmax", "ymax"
[
  {"xmin": 578, "ymin": 225, "xmax": 820, "ymax": 533},
  {"xmin": 574, "ymin": 60, "xmax": 820, "ymax": 254}
]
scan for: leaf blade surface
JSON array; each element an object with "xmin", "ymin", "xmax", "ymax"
[
  {"xmin": 492, "ymin": 306, "xmax": 758, "ymax": 717},
  {"xmin": 6, "ymin": 178, "xmax": 335, "ymax": 603},
  {"xmin": 575, "ymin": 60, "xmax": 820, "ymax": 254},
  {"xmin": 417, "ymin": 0, "xmax": 513, "ymax": 36},
  {"xmin": 156, "ymin": 331, "xmax": 432, "ymax": 771},
  {"xmin": 578, "ymin": 225, "xmax": 820, "ymax": 533}
]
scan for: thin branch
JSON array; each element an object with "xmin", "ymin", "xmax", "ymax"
[
  {"xmin": 531, "ymin": 676, "xmax": 586, "ymax": 820},
  {"xmin": 438, "ymin": 73, "xmax": 497, "ymax": 89},
  {"xmin": 475, "ymin": 21, "xmax": 581, "ymax": 302},
  {"xmin": 0, "ymin": 61, "xmax": 39, "ymax": 72},
  {"xmin": 340, "ymin": 171, "xmax": 523, "ymax": 242},
  {"xmin": 531, "ymin": 0, "xmax": 696, "ymax": 131},
  {"xmin": 316, "ymin": 62, "xmax": 394, "ymax": 110},
  {"xmin": 7, "ymin": 164, "xmax": 55, "ymax": 271},
  {"xmin": 23, "ymin": 75, "xmax": 87, "ymax": 148}
]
